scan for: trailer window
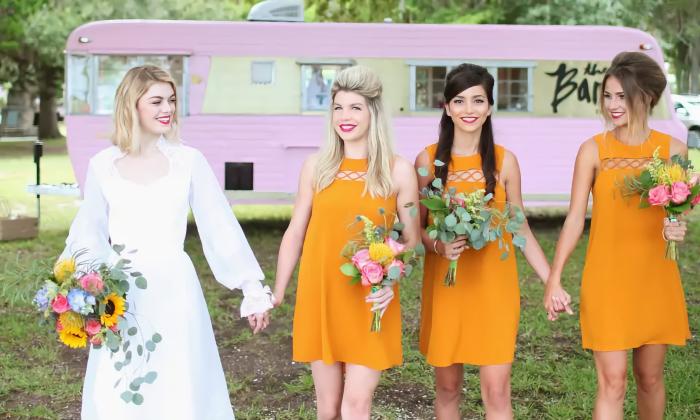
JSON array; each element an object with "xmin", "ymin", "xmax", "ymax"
[
  {"xmin": 300, "ymin": 64, "xmax": 348, "ymax": 111},
  {"xmin": 497, "ymin": 67, "xmax": 529, "ymax": 111},
  {"xmin": 415, "ymin": 66, "xmax": 447, "ymax": 110},
  {"xmin": 94, "ymin": 55, "xmax": 185, "ymax": 115},
  {"xmin": 411, "ymin": 64, "xmax": 532, "ymax": 112},
  {"xmin": 67, "ymin": 55, "xmax": 91, "ymax": 114}
]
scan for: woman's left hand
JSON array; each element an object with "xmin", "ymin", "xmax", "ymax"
[
  {"xmin": 366, "ymin": 286, "xmax": 395, "ymax": 316},
  {"xmin": 663, "ymin": 217, "xmax": 687, "ymax": 242},
  {"xmin": 248, "ymin": 311, "xmax": 270, "ymax": 334}
]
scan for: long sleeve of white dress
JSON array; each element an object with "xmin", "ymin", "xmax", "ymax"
[
  {"xmin": 188, "ymin": 150, "xmax": 273, "ymax": 317},
  {"xmin": 60, "ymin": 159, "xmax": 114, "ymax": 266}
]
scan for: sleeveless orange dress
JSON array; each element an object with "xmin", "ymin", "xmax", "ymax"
[
  {"xmin": 292, "ymin": 158, "xmax": 402, "ymax": 371},
  {"xmin": 419, "ymin": 144, "xmax": 520, "ymax": 367},
  {"xmin": 580, "ymin": 130, "xmax": 690, "ymax": 351}
]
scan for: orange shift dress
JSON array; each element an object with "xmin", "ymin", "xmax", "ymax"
[
  {"xmin": 293, "ymin": 158, "xmax": 402, "ymax": 371},
  {"xmin": 419, "ymin": 143, "xmax": 520, "ymax": 367},
  {"xmin": 580, "ymin": 130, "xmax": 690, "ymax": 351}
]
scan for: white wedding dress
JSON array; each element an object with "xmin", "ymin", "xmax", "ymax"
[{"xmin": 61, "ymin": 138, "xmax": 272, "ymax": 420}]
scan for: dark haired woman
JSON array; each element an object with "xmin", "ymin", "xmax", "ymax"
[
  {"xmin": 416, "ymin": 63, "xmax": 551, "ymax": 420},
  {"xmin": 544, "ymin": 51, "xmax": 690, "ymax": 420}
]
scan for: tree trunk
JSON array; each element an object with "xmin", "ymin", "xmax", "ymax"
[
  {"xmin": 689, "ymin": 36, "xmax": 700, "ymax": 94},
  {"xmin": 0, "ymin": 84, "xmax": 36, "ymax": 137},
  {"xmin": 37, "ymin": 65, "xmax": 62, "ymax": 140}
]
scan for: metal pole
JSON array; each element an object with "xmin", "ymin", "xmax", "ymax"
[{"xmin": 33, "ymin": 140, "xmax": 43, "ymax": 225}]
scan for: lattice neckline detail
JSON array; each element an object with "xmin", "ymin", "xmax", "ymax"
[
  {"xmin": 601, "ymin": 157, "xmax": 652, "ymax": 171},
  {"xmin": 447, "ymin": 169, "xmax": 486, "ymax": 183},
  {"xmin": 336, "ymin": 170, "xmax": 367, "ymax": 181}
]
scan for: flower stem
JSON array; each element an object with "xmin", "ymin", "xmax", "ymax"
[
  {"xmin": 443, "ymin": 260, "xmax": 458, "ymax": 287},
  {"xmin": 370, "ymin": 285, "xmax": 382, "ymax": 332}
]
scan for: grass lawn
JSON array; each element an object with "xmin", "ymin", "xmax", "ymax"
[{"xmin": 0, "ymin": 140, "xmax": 698, "ymax": 419}]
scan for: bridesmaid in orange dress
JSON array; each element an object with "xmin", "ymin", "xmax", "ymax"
[
  {"xmin": 415, "ymin": 63, "xmax": 551, "ymax": 420},
  {"xmin": 271, "ymin": 66, "xmax": 419, "ymax": 420},
  {"xmin": 544, "ymin": 52, "xmax": 690, "ymax": 420}
]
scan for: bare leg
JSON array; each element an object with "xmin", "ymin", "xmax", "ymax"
[
  {"xmin": 340, "ymin": 363, "xmax": 381, "ymax": 420},
  {"xmin": 479, "ymin": 364, "xmax": 513, "ymax": 420},
  {"xmin": 592, "ymin": 350, "xmax": 628, "ymax": 420},
  {"xmin": 434, "ymin": 364, "xmax": 463, "ymax": 420},
  {"xmin": 633, "ymin": 344, "xmax": 667, "ymax": 420},
  {"xmin": 310, "ymin": 361, "xmax": 343, "ymax": 420}
]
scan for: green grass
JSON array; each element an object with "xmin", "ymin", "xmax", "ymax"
[{"xmin": 0, "ymin": 140, "xmax": 698, "ymax": 419}]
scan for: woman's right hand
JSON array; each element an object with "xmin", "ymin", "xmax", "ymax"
[
  {"xmin": 543, "ymin": 277, "xmax": 573, "ymax": 321},
  {"xmin": 436, "ymin": 235, "xmax": 468, "ymax": 260},
  {"xmin": 663, "ymin": 217, "xmax": 687, "ymax": 242}
]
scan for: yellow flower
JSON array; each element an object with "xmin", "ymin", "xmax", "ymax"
[
  {"xmin": 666, "ymin": 164, "xmax": 686, "ymax": 183},
  {"xmin": 59, "ymin": 326, "xmax": 87, "ymax": 348},
  {"xmin": 53, "ymin": 258, "xmax": 76, "ymax": 284},
  {"xmin": 369, "ymin": 242, "xmax": 394, "ymax": 263},
  {"xmin": 59, "ymin": 311, "xmax": 84, "ymax": 330},
  {"xmin": 100, "ymin": 293, "xmax": 126, "ymax": 327}
]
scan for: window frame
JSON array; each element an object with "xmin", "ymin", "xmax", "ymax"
[
  {"xmin": 65, "ymin": 54, "xmax": 190, "ymax": 116},
  {"xmin": 297, "ymin": 60, "xmax": 355, "ymax": 112},
  {"xmin": 408, "ymin": 60, "xmax": 535, "ymax": 113}
]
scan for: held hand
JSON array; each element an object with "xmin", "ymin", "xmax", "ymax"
[
  {"xmin": 436, "ymin": 235, "xmax": 468, "ymax": 260},
  {"xmin": 247, "ymin": 311, "xmax": 270, "ymax": 334},
  {"xmin": 543, "ymin": 280, "xmax": 573, "ymax": 321},
  {"xmin": 365, "ymin": 286, "xmax": 395, "ymax": 316},
  {"xmin": 271, "ymin": 290, "xmax": 284, "ymax": 308},
  {"xmin": 663, "ymin": 218, "xmax": 687, "ymax": 243}
]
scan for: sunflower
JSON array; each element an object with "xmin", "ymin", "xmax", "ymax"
[
  {"xmin": 369, "ymin": 242, "xmax": 394, "ymax": 263},
  {"xmin": 59, "ymin": 326, "xmax": 87, "ymax": 348},
  {"xmin": 53, "ymin": 258, "xmax": 76, "ymax": 284},
  {"xmin": 100, "ymin": 293, "xmax": 126, "ymax": 327},
  {"xmin": 59, "ymin": 311, "xmax": 84, "ymax": 330}
]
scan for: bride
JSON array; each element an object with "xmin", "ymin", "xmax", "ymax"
[{"xmin": 60, "ymin": 65, "xmax": 272, "ymax": 419}]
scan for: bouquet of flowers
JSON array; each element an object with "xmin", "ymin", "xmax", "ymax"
[
  {"xmin": 340, "ymin": 209, "xmax": 423, "ymax": 332},
  {"xmin": 623, "ymin": 148, "xmax": 700, "ymax": 260},
  {"xmin": 418, "ymin": 162, "xmax": 526, "ymax": 286},
  {"xmin": 32, "ymin": 244, "xmax": 161, "ymax": 405}
]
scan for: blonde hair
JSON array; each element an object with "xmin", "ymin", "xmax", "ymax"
[
  {"xmin": 313, "ymin": 65, "xmax": 394, "ymax": 198},
  {"xmin": 111, "ymin": 65, "xmax": 180, "ymax": 153},
  {"xmin": 600, "ymin": 52, "xmax": 666, "ymax": 142}
]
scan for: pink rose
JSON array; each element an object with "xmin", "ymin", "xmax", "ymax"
[
  {"xmin": 670, "ymin": 182, "xmax": 691, "ymax": 204},
  {"xmin": 79, "ymin": 272, "xmax": 104, "ymax": 294},
  {"xmin": 692, "ymin": 193, "xmax": 700, "ymax": 206},
  {"xmin": 89, "ymin": 335, "xmax": 103, "ymax": 346},
  {"xmin": 385, "ymin": 237, "xmax": 406, "ymax": 255},
  {"xmin": 51, "ymin": 294, "xmax": 70, "ymax": 313},
  {"xmin": 648, "ymin": 185, "xmax": 671, "ymax": 206},
  {"xmin": 385, "ymin": 259, "xmax": 405, "ymax": 277},
  {"xmin": 360, "ymin": 261, "xmax": 384, "ymax": 286},
  {"xmin": 351, "ymin": 249, "xmax": 372, "ymax": 270},
  {"xmin": 689, "ymin": 174, "xmax": 699, "ymax": 187},
  {"xmin": 451, "ymin": 197, "xmax": 465, "ymax": 207},
  {"xmin": 85, "ymin": 319, "xmax": 102, "ymax": 336},
  {"xmin": 109, "ymin": 324, "xmax": 119, "ymax": 333}
]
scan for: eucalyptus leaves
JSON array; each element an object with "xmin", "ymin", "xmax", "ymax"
[{"xmin": 418, "ymin": 161, "xmax": 526, "ymax": 286}]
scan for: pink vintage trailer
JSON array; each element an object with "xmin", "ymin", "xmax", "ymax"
[{"xmin": 64, "ymin": 20, "xmax": 686, "ymax": 205}]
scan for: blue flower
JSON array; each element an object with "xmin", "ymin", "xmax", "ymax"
[
  {"xmin": 33, "ymin": 286, "xmax": 49, "ymax": 311},
  {"xmin": 67, "ymin": 288, "xmax": 93, "ymax": 315}
]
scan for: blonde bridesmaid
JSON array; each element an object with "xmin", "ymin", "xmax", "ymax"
[{"xmin": 272, "ymin": 65, "xmax": 419, "ymax": 420}]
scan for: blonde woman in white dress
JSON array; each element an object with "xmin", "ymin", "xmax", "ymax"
[{"xmin": 60, "ymin": 65, "xmax": 272, "ymax": 419}]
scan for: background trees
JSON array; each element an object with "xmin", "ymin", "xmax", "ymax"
[{"xmin": 1, "ymin": 0, "xmax": 697, "ymax": 139}]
